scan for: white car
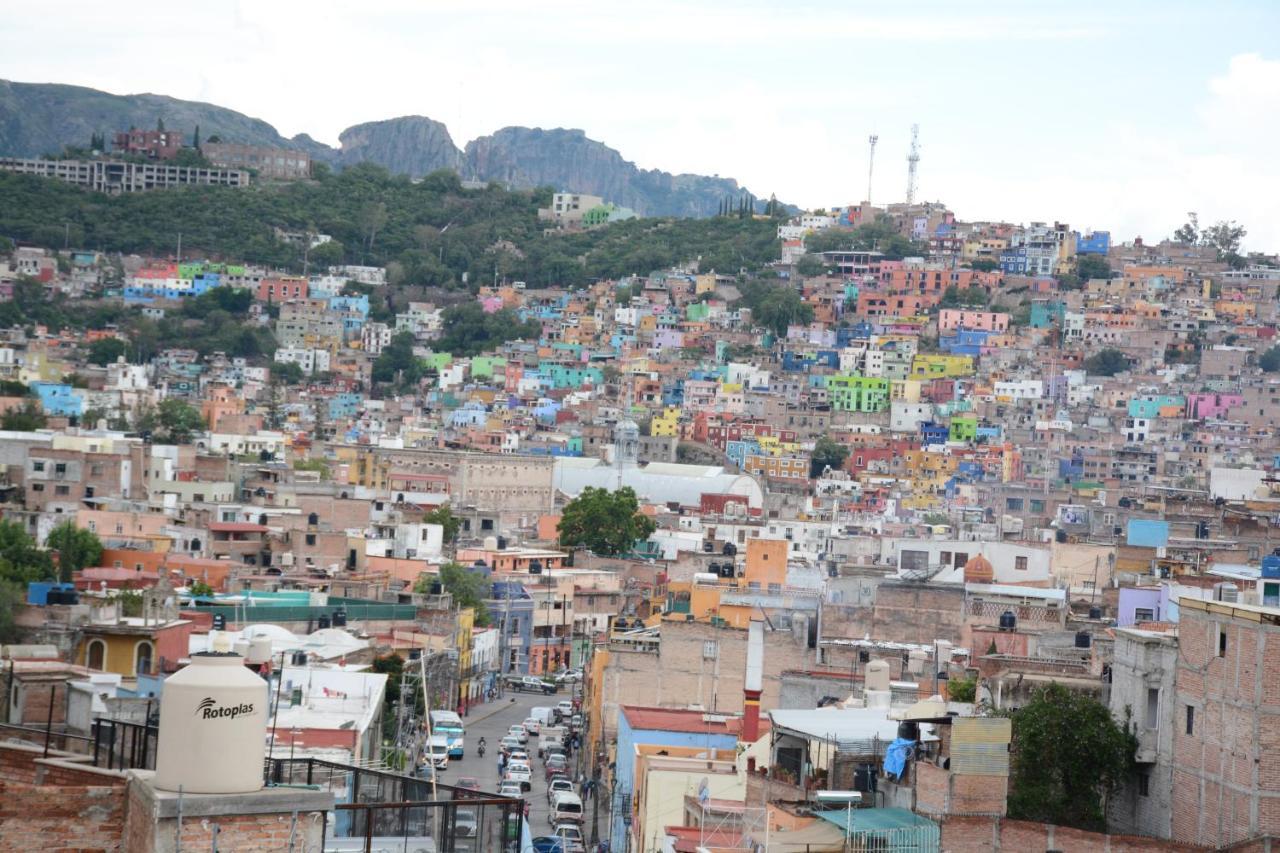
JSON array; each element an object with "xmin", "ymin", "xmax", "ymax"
[
  {"xmin": 553, "ymin": 823, "xmax": 586, "ymax": 852},
  {"xmin": 508, "ymin": 724, "xmax": 530, "ymax": 744},
  {"xmin": 505, "ymin": 761, "xmax": 533, "ymax": 789},
  {"xmin": 426, "ymin": 740, "xmax": 450, "ymax": 770},
  {"xmin": 498, "ymin": 781, "xmax": 523, "ymax": 798},
  {"xmin": 555, "ymin": 700, "xmax": 574, "ymax": 718},
  {"xmin": 522, "ymin": 717, "xmax": 542, "ymax": 736},
  {"xmin": 547, "ymin": 777, "xmax": 575, "ymax": 804},
  {"xmin": 508, "ymin": 748, "xmax": 530, "ymax": 765},
  {"xmin": 454, "ymin": 808, "xmax": 478, "ymax": 838}
]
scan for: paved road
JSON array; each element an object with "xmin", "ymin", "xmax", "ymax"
[{"xmin": 436, "ymin": 687, "xmax": 596, "ymax": 841}]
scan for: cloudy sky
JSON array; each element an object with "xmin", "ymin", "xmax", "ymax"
[{"xmin": 4, "ymin": 0, "xmax": 1278, "ymax": 250}]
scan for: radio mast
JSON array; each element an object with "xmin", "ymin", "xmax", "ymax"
[
  {"xmin": 866, "ymin": 134, "xmax": 878, "ymax": 206},
  {"xmin": 905, "ymin": 124, "xmax": 920, "ymax": 204}
]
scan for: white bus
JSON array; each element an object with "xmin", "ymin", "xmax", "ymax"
[{"xmin": 429, "ymin": 709, "xmax": 465, "ymax": 758}]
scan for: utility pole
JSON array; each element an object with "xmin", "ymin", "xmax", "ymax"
[{"xmin": 866, "ymin": 134, "xmax": 878, "ymax": 206}]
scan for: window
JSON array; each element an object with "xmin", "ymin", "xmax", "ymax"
[
  {"xmin": 305, "ymin": 534, "xmax": 316, "ymax": 546},
  {"xmin": 134, "ymin": 641, "xmax": 154, "ymax": 675},
  {"xmin": 1015, "ymin": 556, "xmax": 1029, "ymax": 571},
  {"xmin": 55, "ymin": 485, "xmax": 70, "ymax": 496},
  {"xmin": 1186, "ymin": 705, "xmax": 1195, "ymax": 736},
  {"xmin": 33, "ymin": 461, "xmax": 45, "ymax": 472},
  {"xmin": 1219, "ymin": 627, "xmax": 1228, "ymax": 658},
  {"xmin": 86, "ymin": 639, "xmax": 106, "ymax": 671},
  {"xmin": 32, "ymin": 483, "xmax": 44, "ymax": 492},
  {"xmin": 702, "ymin": 641, "xmax": 718, "ymax": 659},
  {"xmin": 1145, "ymin": 688, "xmax": 1160, "ymax": 730},
  {"xmin": 55, "ymin": 463, "xmax": 66, "ymax": 475},
  {"xmin": 1134, "ymin": 607, "xmax": 1155, "ymax": 622},
  {"xmin": 1029, "ymin": 499, "xmax": 1045, "ymax": 513}
]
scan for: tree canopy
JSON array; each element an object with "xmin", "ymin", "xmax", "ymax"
[
  {"xmin": 423, "ymin": 504, "xmax": 462, "ymax": 545},
  {"xmin": 557, "ymin": 486, "xmax": 657, "ymax": 556},
  {"xmin": 1260, "ymin": 346, "xmax": 1280, "ymax": 373},
  {"xmin": 416, "ymin": 561, "xmax": 490, "ymax": 626},
  {"xmin": 810, "ymin": 435, "xmax": 850, "ymax": 478},
  {"xmin": 737, "ymin": 278, "xmax": 814, "ymax": 336},
  {"xmin": 1076, "ymin": 254, "xmax": 1112, "ymax": 281},
  {"xmin": 1084, "ymin": 348, "xmax": 1129, "ymax": 377},
  {"xmin": 371, "ymin": 331, "xmax": 423, "ymax": 389},
  {"xmin": 435, "ymin": 303, "xmax": 541, "ymax": 357},
  {"xmin": 1007, "ymin": 684, "xmax": 1135, "ymax": 831},
  {"xmin": 46, "ymin": 522, "xmax": 104, "ymax": 583}
]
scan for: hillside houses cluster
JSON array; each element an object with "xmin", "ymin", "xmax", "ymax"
[{"xmin": 3, "ymin": 199, "xmax": 1280, "ymax": 852}]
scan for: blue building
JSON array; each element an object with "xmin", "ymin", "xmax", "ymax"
[
  {"xmin": 328, "ymin": 393, "xmax": 364, "ymax": 421},
  {"xmin": 920, "ymin": 422, "xmax": 950, "ymax": 445},
  {"xmin": 939, "ymin": 328, "xmax": 993, "ymax": 356},
  {"xmin": 999, "ymin": 247, "xmax": 1028, "ymax": 275},
  {"xmin": 488, "ymin": 582, "xmax": 534, "ymax": 674},
  {"xmin": 31, "ymin": 382, "xmax": 83, "ymax": 418},
  {"xmin": 1076, "ymin": 230, "xmax": 1111, "ymax": 255},
  {"xmin": 611, "ymin": 707, "xmax": 741, "ymax": 851}
]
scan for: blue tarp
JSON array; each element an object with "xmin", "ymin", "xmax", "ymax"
[{"xmin": 882, "ymin": 737, "xmax": 916, "ymax": 780}]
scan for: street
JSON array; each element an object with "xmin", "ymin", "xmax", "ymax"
[{"xmin": 436, "ymin": 687, "xmax": 596, "ymax": 842}]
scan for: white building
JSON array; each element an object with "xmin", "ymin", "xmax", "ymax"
[{"xmin": 275, "ymin": 346, "xmax": 331, "ymax": 375}]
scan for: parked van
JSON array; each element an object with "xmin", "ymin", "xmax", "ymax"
[
  {"xmin": 550, "ymin": 790, "xmax": 584, "ymax": 825},
  {"xmin": 530, "ymin": 706, "xmax": 557, "ymax": 728}
]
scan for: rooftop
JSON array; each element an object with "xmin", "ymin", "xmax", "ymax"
[{"xmin": 621, "ymin": 705, "xmax": 743, "ymax": 735}]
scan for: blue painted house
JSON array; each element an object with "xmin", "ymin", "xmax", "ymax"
[{"xmin": 31, "ymin": 382, "xmax": 83, "ymax": 417}]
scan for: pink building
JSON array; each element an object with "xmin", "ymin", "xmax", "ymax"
[
  {"xmin": 1185, "ymin": 392, "xmax": 1245, "ymax": 420},
  {"xmin": 938, "ymin": 309, "xmax": 1009, "ymax": 332}
]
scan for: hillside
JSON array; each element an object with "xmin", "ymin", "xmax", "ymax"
[
  {"xmin": 0, "ymin": 165, "xmax": 782, "ymax": 288},
  {"xmin": 0, "ymin": 80, "xmax": 766, "ymax": 217}
]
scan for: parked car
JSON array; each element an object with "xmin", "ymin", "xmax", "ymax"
[
  {"xmin": 543, "ymin": 745, "xmax": 568, "ymax": 765},
  {"xmin": 522, "ymin": 716, "xmax": 542, "ymax": 736},
  {"xmin": 454, "ymin": 808, "xmax": 478, "ymax": 838},
  {"xmin": 555, "ymin": 700, "xmax": 574, "ymax": 718},
  {"xmin": 508, "ymin": 748, "xmax": 530, "ymax": 765},
  {"xmin": 569, "ymin": 713, "xmax": 584, "ymax": 732},
  {"xmin": 547, "ymin": 776, "xmax": 575, "ymax": 804},
  {"xmin": 499, "ymin": 735, "xmax": 521, "ymax": 755},
  {"xmin": 553, "ymin": 821, "xmax": 586, "ymax": 851},
  {"xmin": 455, "ymin": 776, "xmax": 481, "ymax": 792},
  {"xmin": 554, "ymin": 669, "xmax": 582, "ymax": 684},
  {"xmin": 507, "ymin": 724, "xmax": 530, "ymax": 744},
  {"xmin": 550, "ymin": 791, "xmax": 585, "ymax": 826},
  {"xmin": 544, "ymin": 754, "xmax": 568, "ymax": 780},
  {"xmin": 499, "ymin": 780, "xmax": 524, "ymax": 799},
  {"xmin": 505, "ymin": 761, "xmax": 533, "ymax": 790}
]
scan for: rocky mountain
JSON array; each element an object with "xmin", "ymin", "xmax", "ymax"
[{"xmin": 0, "ymin": 80, "xmax": 763, "ymax": 217}]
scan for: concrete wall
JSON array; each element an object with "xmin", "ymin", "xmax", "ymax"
[{"xmin": 1108, "ymin": 628, "xmax": 1177, "ymax": 839}]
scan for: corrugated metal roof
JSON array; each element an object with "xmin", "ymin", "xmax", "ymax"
[{"xmin": 951, "ymin": 717, "xmax": 1011, "ymax": 776}]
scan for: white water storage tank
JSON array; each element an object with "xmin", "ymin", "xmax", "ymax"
[{"xmin": 155, "ymin": 652, "xmax": 268, "ymax": 794}]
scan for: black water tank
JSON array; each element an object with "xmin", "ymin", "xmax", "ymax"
[
  {"xmin": 430, "ymin": 581, "xmax": 444, "ymax": 595},
  {"xmin": 409, "ymin": 649, "xmax": 421, "ymax": 661},
  {"xmin": 858, "ymin": 649, "xmax": 870, "ymax": 663},
  {"xmin": 999, "ymin": 610, "xmax": 1016, "ymax": 630},
  {"xmin": 529, "ymin": 559, "xmax": 543, "ymax": 575},
  {"xmin": 46, "ymin": 589, "xmax": 66, "ymax": 605},
  {"xmin": 212, "ymin": 613, "xmax": 226, "ymax": 630},
  {"xmin": 1075, "ymin": 631, "xmax": 1092, "ymax": 648},
  {"xmin": 853, "ymin": 764, "xmax": 878, "ymax": 793},
  {"xmin": 308, "ymin": 512, "xmax": 319, "ymax": 526},
  {"xmin": 332, "ymin": 608, "xmax": 347, "ymax": 627},
  {"xmin": 722, "ymin": 542, "xmax": 737, "ymax": 557},
  {"xmin": 317, "ymin": 614, "xmax": 331, "ymax": 630},
  {"xmin": 1088, "ymin": 606, "xmax": 1103, "ymax": 620},
  {"xmin": 62, "ymin": 589, "xmax": 79, "ymax": 605},
  {"xmin": 897, "ymin": 721, "xmax": 920, "ymax": 741},
  {"xmin": 291, "ymin": 651, "xmax": 308, "ymax": 666},
  {"xmin": 496, "ymin": 536, "xmax": 508, "ymax": 550}
]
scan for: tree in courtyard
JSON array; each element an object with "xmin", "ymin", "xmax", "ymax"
[
  {"xmin": 423, "ymin": 504, "xmax": 462, "ymax": 546},
  {"xmin": 1075, "ymin": 254, "xmax": 1112, "ymax": 281},
  {"xmin": 557, "ymin": 487, "xmax": 657, "ymax": 557},
  {"xmin": 154, "ymin": 398, "xmax": 205, "ymax": 443},
  {"xmin": 415, "ymin": 561, "xmax": 491, "ymax": 626},
  {"xmin": 87, "ymin": 337, "xmax": 128, "ymax": 366},
  {"xmin": 1083, "ymin": 348, "xmax": 1129, "ymax": 377},
  {"xmin": 371, "ymin": 331, "xmax": 424, "ymax": 389},
  {"xmin": 1007, "ymin": 683, "xmax": 1135, "ymax": 831},
  {"xmin": 810, "ymin": 435, "xmax": 849, "ymax": 478},
  {"xmin": 1260, "ymin": 346, "xmax": 1280, "ymax": 373},
  {"xmin": 0, "ymin": 520, "xmax": 54, "ymax": 584},
  {"xmin": 45, "ymin": 522, "xmax": 103, "ymax": 583},
  {"xmin": 1, "ymin": 401, "xmax": 46, "ymax": 431}
]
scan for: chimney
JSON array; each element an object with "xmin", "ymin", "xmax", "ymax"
[{"xmin": 742, "ymin": 620, "xmax": 764, "ymax": 743}]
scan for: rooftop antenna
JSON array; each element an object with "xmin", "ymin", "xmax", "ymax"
[
  {"xmin": 866, "ymin": 134, "xmax": 878, "ymax": 206},
  {"xmin": 905, "ymin": 124, "xmax": 920, "ymax": 205}
]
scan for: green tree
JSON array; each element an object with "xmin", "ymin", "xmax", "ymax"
[
  {"xmin": 372, "ymin": 331, "xmax": 424, "ymax": 388},
  {"xmin": 947, "ymin": 675, "xmax": 977, "ymax": 703},
  {"xmin": 423, "ymin": 504, "xmax": 462, "ymax": 546},
  {"xmin": 154, "ymin": 398, "xmax": 205, "ymax": 443},
  {"xmin": 1201, "ymin": 220, "xmax": 1247, "ymax": 257},
  {"xmin": 795, "ymin": 254, "xmax": 826, "ymax": 277},
  {"xmin": 557, "ymin": 487, "xmax": 657, "ymax": 556},
  {"xmin": 1260, "ymin": 346, "xmax": 1280, "ymax": 373},
  {"xmin": 940, "ymin": 285, "xmax": 989, "ymax": 308},
  {"xmin": 810, "ymin": 435, "xmax": 849, "ymax": 478},
  {"xmin": 0, "ymin": 520, "xmax": 54, "ymax": 584},
  {"xmin": 45, "ymin": 522, "xmax": 103, "ymax": 582},
  {"xmin": 1076, "ymin": 254, "xmax": 1112, "ymax": 281},
  {"xmin": 272, "ymin": 360, "xmax": 305, "ymax": 385},
  {"xmin": 0, "ymin": 379, "xmax": 30, "ymax": 397},
  {"xmin": 1007, "ymin": 684, "xmax": 1135, "ymax": 831},
  {"xmin": 1173, "ymin": 213, "xmax": 1199, "ymax": 245},
  {"xmin": 0, "ymin": 579, "xmax": 23, "ymax": 644},
  {"xmin": 87, "ymin": 336, "xmax": 128, "ymax": 366},
  {"xmin": 435, "ymin": 303, "xmax": 541, "ymax": 357},
  {"xmin": 1, "ymin": 401, "xmax": 46, "ymax": 431},
  {"xmin": 967, "ymin": 258, "xmax": 999, "ymax": 272},
  {"xmin": 1084, "ymin": 348, "xmax": 1129, "ymax": 377},
  {"xmin": 188, "ymin": 579, "xmax": 216, "ymax": 597},
  {"xmin": 415, "ymin": 561, "xmax": 491, "ymax": 626}
]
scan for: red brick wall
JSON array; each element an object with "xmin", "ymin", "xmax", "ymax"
[
  {"xmin": 0, "ymin": 781, "xmax": 126, "ymax": 851},
  {"xmin": 940, "ymin": 815, "xmax": 1206, "ymax": 852}
]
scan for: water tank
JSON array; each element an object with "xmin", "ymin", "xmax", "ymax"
[
  {"xmin": 429, "ymin": 581, "xmax": 444, "ymax": 595},
  {"xmin": 864, "ymin": 659, "xmax": 891, "ymax": 692},
  {"xmin": 896, "ymin": 721, "xmax": 920, "ymax": 741},
  {"xmin": 529, "ymin": 559, "xmax": 543, "ymax": 575},
  {"xmin": 998, "ymin": 610, "xmax": 1017, "ymax": 631},
  {"xmin": 332, "ymin": 608, "xmax": 347, "ymax": 627},
  {"xmin": 317, "ymin": 614, "xmax": 331, "ymax": 630},
  {"xmin": 1263, "ymin": 555, "xmax": 1280, "ymax": 580},
  {"xmin": 483, "ymin": 536, "xmax": 499, "ymax": 551},
  {"xmin": 1075, "ymin": 631, "xmax": 1092, "ymax": 649},
  {"xmin": 702, "ymin": 541, "xmax": 715, "ymax": 553},
  {"xmin": 291, "ymin": 651, "xmax": 308, "ymax": 666},
  {"xmin": 722, "ymin": 542, "xmax": 737, "ymax": 557},
  {"xmin": 154, "ymin": 653, "xmax": 268, "ymax": 794},
  {"xmin": 1088, "ymin": 606, "xmax": 1103, "ymax": 620}
]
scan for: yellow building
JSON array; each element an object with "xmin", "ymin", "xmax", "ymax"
[
  {"xmin": 890, "ymin": 379, "xmax": 923, "ymax": 402},
  {"xmin": 649, "ymin": 406, "xmax": 681, "ymax": 437},
  {"xmin": 911, "ymin": 354, "xmax": 974, "ymax": 378},
  {"xmin": 632, "ymin": 746, "xmax": 743, "ymax": 853}
]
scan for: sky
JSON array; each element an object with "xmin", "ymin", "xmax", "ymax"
[{"xmin": 3, "ymin": 0, "xmax": 1278, "ymax": 250}]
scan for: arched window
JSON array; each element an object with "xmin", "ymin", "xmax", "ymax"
[
  {"xmin": 86, "ymin": 639, "xmax": 106, "ymax": 671},
  {"xmin": 134, "ymin": 641, "xmax": 154, "ymax": 676}
]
